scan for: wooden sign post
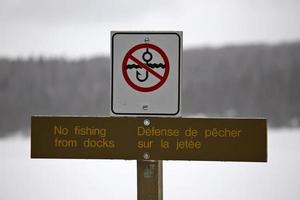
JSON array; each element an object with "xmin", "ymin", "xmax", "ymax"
[
  {"xmin": 31, "ymin": 116, "xmax": 267, "ymax": 199},
  {"xmin": 137, "ymin": 160, "xmax": 163, "ymax": 200},
  {"xmin": 31, "ymin": 31, "xmax": 267, "ymax": 200}
]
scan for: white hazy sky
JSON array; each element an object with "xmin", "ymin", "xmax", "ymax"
[{"xmin": 1, "ymin": 0, "xmax": 300, "ymax": 58}]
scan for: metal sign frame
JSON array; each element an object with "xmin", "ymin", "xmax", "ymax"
[{"xmin": 110, "ymin": 31, "xmax": 182, "ymax": 116}]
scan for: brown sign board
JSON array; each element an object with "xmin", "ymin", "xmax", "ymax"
[{"xmin": 31, "ymin": 116, "xmax": 267, "ymax": 162}]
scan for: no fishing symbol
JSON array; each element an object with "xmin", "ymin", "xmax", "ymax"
[{"xmin": 122, "ymin": 43, "xmax": 170, "ymax": 92}]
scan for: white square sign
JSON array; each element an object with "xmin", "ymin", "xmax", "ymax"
[{"xmin": 111, "ymin": 31, "xmax": 182, "ymax": 116}]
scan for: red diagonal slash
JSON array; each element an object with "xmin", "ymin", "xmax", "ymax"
[
  {"xmin": 128, "ymin": 55, "xmax": 163, "ymax": 80},
  {"xmin": 122, "ymin": 43, "xmax": 170, "ymax": 92}
]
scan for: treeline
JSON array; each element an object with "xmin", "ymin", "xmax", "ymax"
[
  {"xmin": 183, "ymin": 43, "xmax": 300, "ymax": 126},
  {"xmin": 0, "ymin": 43, "xmax": 300, "ymax": 136},
  {"xmin": 0, "ymin": 57, "xmax": 110, "ymax": 136}
]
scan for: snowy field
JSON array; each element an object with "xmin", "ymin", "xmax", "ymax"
[{"xmin": 1, "ymin": 128, "xmax": 300, "ymax": 200}]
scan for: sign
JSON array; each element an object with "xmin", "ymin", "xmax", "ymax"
[
  {"xmin": 111, "ymin": 31, "xmax": 182, "ymax": 116},
  {"xmin": 122, "ymin": 43, "xmax": 170, "ymax": 92},
  {"xmin": 31, "ymin": 116, "xmax": 267, "ymax": 162}
]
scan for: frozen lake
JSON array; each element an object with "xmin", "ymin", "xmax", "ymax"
[{"xmin": 1, "ymin": 128, "xmax": 300, "ymax": 200}]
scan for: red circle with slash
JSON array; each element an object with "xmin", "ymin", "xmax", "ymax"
[{"xmin": 122, "ymin": 43, "xmax": 170, "ymax": 92}]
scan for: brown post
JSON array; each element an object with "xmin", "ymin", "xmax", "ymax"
[{"xmin": 137, "ymin": 160, "xmax": 163, "ymax": 200}]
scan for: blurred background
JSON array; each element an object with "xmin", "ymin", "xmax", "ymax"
[{"xmin": 1, "ymin": 0, "xmax": 300, "ymax": 199}]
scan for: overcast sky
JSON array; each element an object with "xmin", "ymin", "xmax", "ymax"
[{"xmin": 1, "ymin": 0, "xmax": 300, "ymax": 58}]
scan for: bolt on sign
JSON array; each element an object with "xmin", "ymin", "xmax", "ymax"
[
  {"xmin": 31, "ymin": 116, "xmax": 267, "ymax": 162},
  {"xmin": 111, "ymin": 31, "xmax": 182, "ymax": 116}
]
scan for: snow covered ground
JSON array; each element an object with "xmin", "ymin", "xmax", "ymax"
[{"xmin": 1, "ymin": 128, "xmax": 300, "ymax": 200}]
